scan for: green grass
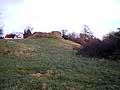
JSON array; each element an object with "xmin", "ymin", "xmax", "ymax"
[{"xmin": 0, "ymin": 38, "xmax": 120, "ymax": 90}]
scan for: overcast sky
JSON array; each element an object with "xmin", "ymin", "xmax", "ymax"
[{"xmin": 0, "ymin": 0, "xmax": 120, "ymax": 39}]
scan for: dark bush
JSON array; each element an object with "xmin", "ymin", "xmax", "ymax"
[
  {"xmin": 77, "ymin": 30, "xmax": 120, "ymax": 60},
  {"xmin": 0, "ymin": 37, "xmax": 4, "ymax": 39}
]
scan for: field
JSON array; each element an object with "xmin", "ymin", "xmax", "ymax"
[{"xmin": 0, "ymin": 38, "xmax": 120, "ymax": 90}]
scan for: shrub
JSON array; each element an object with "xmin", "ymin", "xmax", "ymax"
[{"xmin": 77, "ymin": 30, "xmax": 120, "ymax": 61}]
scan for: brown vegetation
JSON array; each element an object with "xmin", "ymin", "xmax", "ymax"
[
  {"xmin": 0, "ymin": 40, "xmax": 35, "ymax": 58},
  {"xmin": 28, "ymin": 31, "xmax": 62, "ymax": 39},
  {"xmin": 58, "ymin": 39, "xmax": 81, "ymax": 50},
  {"xmin": 77, "ymin": 30, "xmax": 120, "ymax": 60}
]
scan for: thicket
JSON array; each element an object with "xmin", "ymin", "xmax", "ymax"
[
  {"xmin": 62, "ymin": 27, "xmax": 120, "ymax": 61},
  {"xmin": 77, "ymin": 31, "xmax": 120, "ymax": 60}
]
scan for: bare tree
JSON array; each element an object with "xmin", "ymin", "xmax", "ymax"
[
  {"xmin": 61, "ymin": 29, "xmax": 68, "ymax": 39},
  {"xmin": 68, "ymin": 32, "xmax": 77, "ymax": 40},
  {"xmin": 24, "ymin": 26, "xmax": 33, "ymax": 38},
  {"xmin": 81, "ymin": 24, "xmax": 93, "ymax": 41},
  {"xmin": 0, "ymin": 13, "xmax": 4, "ymax": 39},
  {"xmin": 0, "ymin": 27, "xmax": 3, "ymax": 35}
]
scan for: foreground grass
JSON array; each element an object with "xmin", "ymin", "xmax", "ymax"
[{"xmin": 0, "ymin": 38, "xmax": 120, "ymax": 90}]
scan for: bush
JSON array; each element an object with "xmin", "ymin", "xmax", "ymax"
[{"xmin": 77, "ymin": 31, "xmax": 120, "ymax": 60}]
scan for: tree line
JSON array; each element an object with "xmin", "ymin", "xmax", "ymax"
[{"xmin": 61, "ymin": 25, "xmax": 120, "ymax": 61}]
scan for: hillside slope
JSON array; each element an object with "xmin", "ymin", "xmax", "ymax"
[{"xmin": 0, "ymin": 38, "xmax": 120, "ymax": 90}]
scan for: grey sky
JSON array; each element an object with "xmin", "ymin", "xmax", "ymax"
[{"xmin": 0, "ymin": 0, "xmax": 120, "ymax": 39}]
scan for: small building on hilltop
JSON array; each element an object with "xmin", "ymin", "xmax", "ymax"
[
  {"xmin": 5, "ymin": 34, "xmax": 16, "ymax": 39},
  {"xmin": 14, "ymin": 32, "xmax": 23, "ymax": 39},
  {"xmin": 5, "ymin": 32, "xmax": 23, "ymax": 39}
]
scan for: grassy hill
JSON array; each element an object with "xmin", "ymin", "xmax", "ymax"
[{"xmin": 0, "ymin": 38, "xmax": 120, "ymax": 90}]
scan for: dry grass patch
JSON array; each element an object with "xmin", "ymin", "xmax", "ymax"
[
  {"xmin": 57, "ymin": 39, "xmax": 81, "ymax": 50},
  {"xmin": 0, "ymin": 40, "xmax": 35, "ymax": 58},
  {"xmin": 31, "ymin": 69, "xmax": 63, "ymax": 78}
]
